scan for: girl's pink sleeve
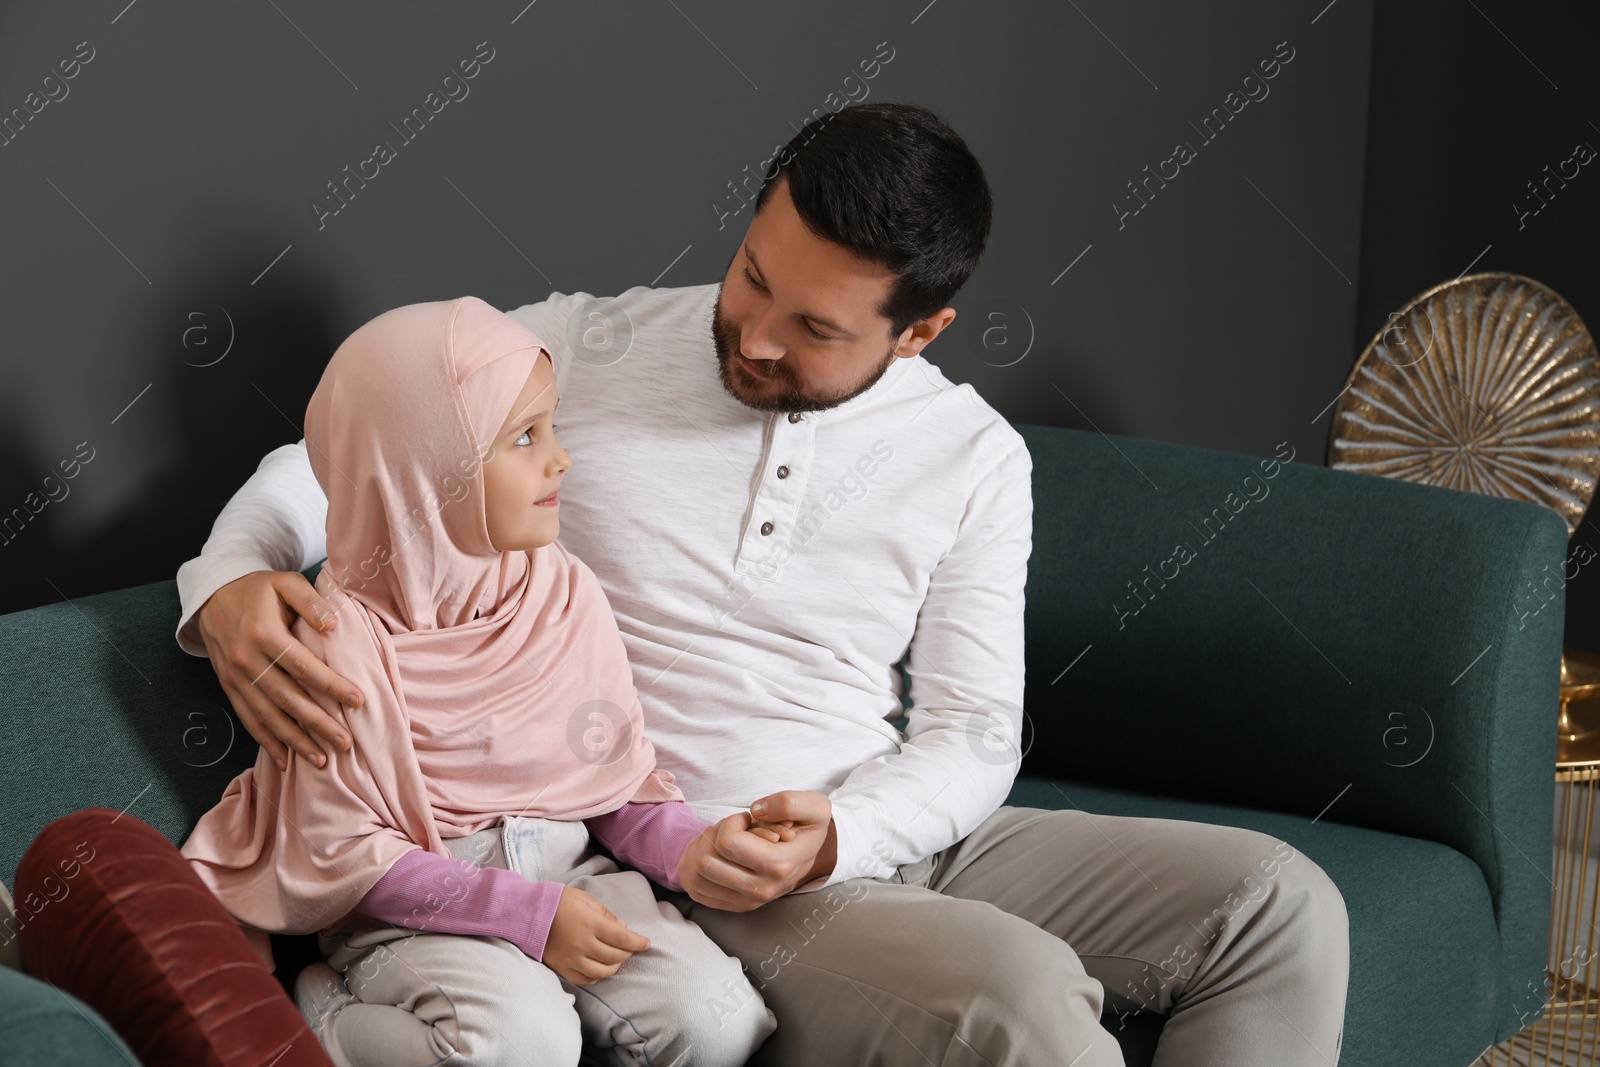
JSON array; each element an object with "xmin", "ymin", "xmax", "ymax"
[
  {"xmin": 585, "ymin": 801, "xmax": 712, "ymax": 893},
  {"xmin": 355, "ymin": 848, "xmax": 566, "ymax": 961}
]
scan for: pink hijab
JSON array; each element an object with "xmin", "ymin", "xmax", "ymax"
[{"xmin": 181, "ymin": 296, "xmax": 682, "ymax": 961}]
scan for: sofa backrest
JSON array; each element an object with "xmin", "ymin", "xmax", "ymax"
[
  {"xmin": 1, "ymin": 578, "xmax": 259, "ymax": 887},
  {"xmin": 1016, "ymin": 422, "xmax": 1565, "ymax": 823},
  {"xmin": 0, "ymin": 419, "xmax": 1567, "ymax": 1000}
]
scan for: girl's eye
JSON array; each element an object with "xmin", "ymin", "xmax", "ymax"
[{"xmin": 516, "ymin": 419, "xmax": 560, "ymax": 446}]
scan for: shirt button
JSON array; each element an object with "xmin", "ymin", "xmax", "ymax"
[
  {"xmin": 776, "ymin": 465, "xmax": 789, "ymax": 479},
  {"xmin": 760, "ymin": 521, "xmax": 774, "ymax": 536},
  {"xmin": 788, "ymin": 412, "xmax": 804, "ymax": 423}
]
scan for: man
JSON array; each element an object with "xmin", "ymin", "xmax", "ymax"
[{"xmin": 177, "ymin": 101, "xmax": 1347, "ymax": 1065}]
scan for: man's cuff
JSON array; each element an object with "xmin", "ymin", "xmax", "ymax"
[
  {"xmin": 794, "ymin": 805, "xmax": 879, "ymax": 892},
  {"xmin": 173, "ymin": 552, "xmax": 278, "ymax": 658},
  {"xmin": 790, "ymin": 874, "xmax": 830, "ymax": 894}
]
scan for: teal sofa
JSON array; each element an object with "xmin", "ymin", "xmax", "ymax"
[
  {"xmin": 0, "ymin": 423, "xmax": 1565, "ymax": 1066},
  {"xmin": 0, "ymin": 965, "xmax": 139, "ymax": 1065}
]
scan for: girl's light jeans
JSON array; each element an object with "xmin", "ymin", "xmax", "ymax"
[{"xmin": 303, "ymin": 814, "xmax": 777, "ymax": 1067}]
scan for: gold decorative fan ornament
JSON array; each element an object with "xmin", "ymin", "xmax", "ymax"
[{"xmin": 1327, "ymin": 272, "xmax": 1600, "ymax": 536}]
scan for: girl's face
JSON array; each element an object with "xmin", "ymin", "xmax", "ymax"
[{"xmin": 482, "ymin": 351, "xmax": 570, "ymax": 552}]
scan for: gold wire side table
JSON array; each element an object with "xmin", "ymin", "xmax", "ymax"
[{"xmin": 1480, "ymin": 651, "xmax": 1600, "ymax": 1066}]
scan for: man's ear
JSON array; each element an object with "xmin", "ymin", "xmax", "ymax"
[{"xmin": 896, "ymin": 307, "xmax": 957, "ymax": 357}]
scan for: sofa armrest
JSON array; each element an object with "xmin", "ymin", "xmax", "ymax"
[
  {"xmin": 0, "ymin": 964, "xmax": 140, "ymax": 1066},
  {"xmin": 1016, "ymin": 423, "xmax": 1565, "ymax": 1021}
]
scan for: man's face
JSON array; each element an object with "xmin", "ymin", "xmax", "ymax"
[{"xmin": 712, "ymin": 180, "xmax": 932, "ymax": 413}]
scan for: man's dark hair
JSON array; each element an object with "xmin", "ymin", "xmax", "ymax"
[{"xmin": 752, "ymin": 101, "xmax": 993, "ymax": 339}]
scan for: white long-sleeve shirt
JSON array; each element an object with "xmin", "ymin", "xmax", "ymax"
[{"xmin": 175, "ymin": 282, "xmax": 1033, "ymax": 892}]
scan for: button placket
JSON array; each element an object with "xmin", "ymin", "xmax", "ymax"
[{"xmin": 735, "ymin": 410, "xmax": 817, "ymax": 578}]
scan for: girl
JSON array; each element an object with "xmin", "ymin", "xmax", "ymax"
[{"xmin": 181, "ymin": 296, "xmax": 781, "ymax": 1067}]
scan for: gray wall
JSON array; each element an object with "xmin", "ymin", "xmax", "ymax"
[
  {"xmin": 1354, "ymin": 0, "xmax": 1600, "ymax": 651},
  {"xmin": 4, "ymin": 0, "xmax": 1376, "ymax": 615}
]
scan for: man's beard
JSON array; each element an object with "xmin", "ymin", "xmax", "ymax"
[{"xmin": 711, "ymin": 289, "xmax": 898, "ymax": 413}]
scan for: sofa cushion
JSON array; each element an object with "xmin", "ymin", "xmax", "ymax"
[
  {"xmin": 1008, "ymin": 774, "xmax": 1503, "ymax": 1067},
  {"xmin": 15, "ymin": 807, "xmax": 332, "ymax": 1067}
]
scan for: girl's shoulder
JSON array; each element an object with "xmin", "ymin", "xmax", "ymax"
[
  {"xmin": 544, "ymin": 540, "xmax": 618, "ymax": 613},
  {"xmin": 546, "ymin": 537, "xmax": 590, "ymax": 576}
]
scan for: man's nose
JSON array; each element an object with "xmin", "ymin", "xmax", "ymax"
[{"xmin": 740, "ymin": 309, "xmax": 787, "ymax": 360}]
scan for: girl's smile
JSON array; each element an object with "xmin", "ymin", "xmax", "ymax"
[{"xmin": 484, "ymin": 349, "xmax": 570, "ymax": 551}]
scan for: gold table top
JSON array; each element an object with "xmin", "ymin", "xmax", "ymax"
[
  {"xmin": 1558, "ymin": 692, "xmax": 1600, "ymax": 768},
  {"xmin": 1558, "ymin": 651, "xmax": 1600, "ymax": 768},
  {"xmin": 1562, "ymin": 648, "xmax": 1600, "ymax": 703}
]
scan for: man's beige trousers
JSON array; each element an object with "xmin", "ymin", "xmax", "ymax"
[{"xmin": 664, "ymin": 803, "xmax": 1349, "ymax": 1066}]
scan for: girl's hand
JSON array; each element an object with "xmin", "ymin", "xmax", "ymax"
[
  {"xmin": 542, "ymin": 886, "xmax": 649, "ymax": 986},
  {"xmin": 678, "ymin": 793, "xmax": 834, "ymax": 912},
  {"xmin": 746, "ymin": 818, "xmax": 797, "ymax": 844}
]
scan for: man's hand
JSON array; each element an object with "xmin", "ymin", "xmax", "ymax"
[
  {"xmin": 677, "ymin": 790, "xmax": 837, "ymax": 912},
  {"xmin": 543, "ymin": 885, "xmax": 650, "ymax": 985},
  {"xmin": 193, "ymin": 571, "xmax": 364, "ymax": 771}
]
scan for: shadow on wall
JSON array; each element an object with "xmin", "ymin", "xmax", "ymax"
[{"xmin": 0, "ymin": 213, "xmax": 350, "ymax": 618}]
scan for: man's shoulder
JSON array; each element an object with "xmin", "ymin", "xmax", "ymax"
[
  {"xmin": 503, "ymin": 282, "xmax": 716, "ymax": 332},
  {"xmin": 502, "ymin": 283, "xmax": 716, "ymax": 374},
  {"xmin": 895, "ymin": 356, "xmax": 1030, "ymax": 473}
]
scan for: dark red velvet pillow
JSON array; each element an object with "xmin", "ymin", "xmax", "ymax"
[{"xmin": 15, "ymin": 807, "xmax": 333, "ymax": 1067}]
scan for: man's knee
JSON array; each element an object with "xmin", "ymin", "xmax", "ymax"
[
  {"xmin": 1213, "ymin": 828, "xmax": 1350, "ymax": 979},
  {"xmin": 1269, "ymin": 839, "xmax": 1349, "ymax": 968},
  {"xmin": 951, "ymin": 905, "xmax": 1122, "ymax": 1065}
]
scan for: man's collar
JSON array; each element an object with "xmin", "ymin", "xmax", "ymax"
[{"xmin": 816, "ymin": 350, "xmax": 918, "ymax": 419}]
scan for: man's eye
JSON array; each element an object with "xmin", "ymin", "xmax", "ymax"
[
  {"xmin": 804, "ymin": 323, "xmax": 831, "ymax": 341},
  {"xmin": 744, "ymin": 267, "xmax": 766, "ymax": 291}
]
